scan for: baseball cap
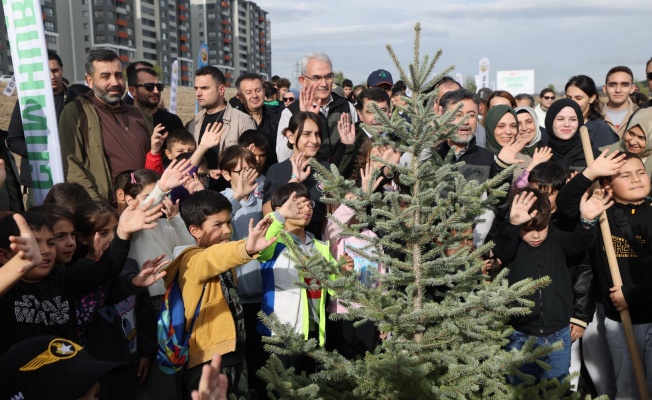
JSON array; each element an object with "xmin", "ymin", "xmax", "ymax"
[
  {"xmin": 0, "ymin": 336, "xmax": 124, "ymax": 400},
  {"xmin": 367, "ymin": 69, "xmax": 394, "ymax": 88},
  {"xmin": 332, "ymin": 83, "xmax": 344, "ymax": 97}
]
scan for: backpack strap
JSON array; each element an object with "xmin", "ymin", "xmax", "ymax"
[{"xmin": 185, "ymin": 284, "xmax": 207, "ymax": 336}]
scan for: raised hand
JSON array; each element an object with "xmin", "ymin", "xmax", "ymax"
[
  {"xmin": 8, "ymin": 214, "xmax": 42, "ymax": 273},
  {"xmin": 360, "ymin": 162, "xmax": 383, "ymax": 194},
  {"xmin": 232, "ymin": 167, "xmax": 259, "ymax": 201},
  {"xmin": 299, "ymin": 84, "xmax": 320, "ymax": 114},
  {"xmin": 90, "ymin": 231, "xmax": 112, "ymax": 261},
  {"xmin": 277, "ymin": 191, "xmax": 304, "ymax": 220},
  {"xmin": 567, "ymin": 170, "xmax": 579, "ymax": 183},
  {"xmin": 117, "ymin": 198, "xmax": 163, "ymax": 239},
  {"xmin": 341, "ymin": 252, "xmax": 354, "ymax": 272},
  {"xmin": 190, "ymin": 354, "xmax": 228, "ymax": 400},
  {"xmin": 583, "ymin": 149, "xmax": 627, "ymax": 180},
  {"xmin": 509, "ymin": 191, "xmax": 538, "ymax": 225},
  {"xmin": 199, "ymin": 122, "xmax": 224, "ymax": 151},
  {"xmin": 337, "ymin": 113, "xmax": 356, "ymax": 145},
  {"xmin": 183, "ymin": 173, "xmax": 207, "ymax": 194},
  {"xmin": 289, "ymin": 152, "xmax": 311, "ymax": 183},
  {"xmin": 158, "ymin": 158, "xmax": 193, "ymax": 192},
  {"xmin": 161, "ymin": 197, "xmax": 180, "ymax": 220},
  {"xmin": 150, "ymin": 124, "xmax": 168, "ymax": 155},
  {"xmin": 580, "ymin": 189, "xmax": 613, "ymax": 221},
  {"xmin": 497, "ymin": 136, "xmax": 527, "ymax": 165},
  {"xmin": 527, "ymin": 146, "xmax": 553, "ymax": 171},
  {"xmin": 245, "ymin": 216, "xmax": 277, "ymax": 256},
  {"xmin": 132, "ymin": 255, "xmax": 169, "ymax": 287}
]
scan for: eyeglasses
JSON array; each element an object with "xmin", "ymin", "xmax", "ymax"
[
  {"xmin": 542, "ymin": 96, "xmax": 555, "ymax": 100},
  {"xmin": 134, "ymin": 82, "xmax": 164, "ymax": 92},
  {"xmin": 302, "ymin": 73, "xmax": 335, "ymax": 83},
  {"xmin": 647, "ymin": 72, "xmax": 652, "ymax": 81},
  {"xmin": 231, "ymin": 167, "xmax": 254, "ymax": 174},
  {"xmin": 304, "ymin": 200, "xmax": 316, "ymax": 209},
  {"xmin": 283, "ymin": 97, "xmax": 294, "ymax": 103}
]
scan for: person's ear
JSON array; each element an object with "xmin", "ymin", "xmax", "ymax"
[
  {"xmin": 85, "ymin": 74, "xmax": 93, "ymax": 88},
  {"xmin": 164, "ymin": 148, "xmax": 172, "ymax": 160},
  {"xmin": 602, "ymin": 180, "xmax": 613, "ymax": 194},
  {"xmin": 128, "ymin": 86, "xmax": 137, "ymax": 97},
  {"xmin": 188, "ymin": 225, "xmax": 202, "ymax": 241},
  {"xmin": 115, "ymin": 189, "xmax": 125, "ymax": 204},
  {"xmin": 77, "ymin": 234, "xmax": 89, "ymax": 246},
  {"xmin": 287, "ymin": 131, "xmax": 296, "ymax": 146},
  {"xmin": 125, "ymin": 194, "xmax": 135, "ymax": 206},
  {"xmin": 222, "ymin": 170, "xmax": 232, "ymax": 182},
  {"xmin": 589, "ymin": 94, "xmax": 597, "ymax": 105}
]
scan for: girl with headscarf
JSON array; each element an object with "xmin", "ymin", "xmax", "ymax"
[
  {"xmin": 604, "ymin": 107, "xmax": 652, "ymax": 176},
  {"xmin": 545, "ymin": 98, "xmax": 600, "ymax": 172},
  {"xmin": 484, "ymin": 105, "xmax": 530, "ymax": 176},
  {"xmin": 514, "ymin": 106, "xmax": 548, "ymax": 156}
]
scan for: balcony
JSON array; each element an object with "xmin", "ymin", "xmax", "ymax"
[
  {"xmin": 224, "ymin": 38, "xmax": 231, "ymax": 44},
  {"xmin": 180, "ymin": 45, "xmax": 189, "ymax": 52},
  {"xmin": 119, "ymin": 55, "xmax": 129, "ymax": 62},
  {"xmin": 222, "ymin": 19, "xmax": 230, "ymax": 25},
  {"xmin": 180, "ymin": 35, "xmax": 188, "ymax": 41},
  {"xmin": 224, "ymin": 55, "xmax": 231, "ymax": 61},
  {"xmin": 223, "ymin": 28, "xmax": 230, "ymax": 34},
  {"xmin": 117, "ymin": 31, "xmax": 129, "ymax": 38},
  {"xmin": 117, "ymin": 19, "xmax": 128, "ymax": 27},
  {"xmin": 225, "ymin": 73, "xmax": 232, "ymax": 78},
  {"xmin": 178, "ymin": 4, "xmax": 186, "ymax": 11},
  {"xmin": 179, "ymin": 15, "xmax": 187, "ymax": 21},
  {"xmin": 180, "ymin": 65, "xmax": 188, "ymax": 71}
]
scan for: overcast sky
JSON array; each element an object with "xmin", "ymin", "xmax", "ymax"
[{"xmin": 254, "ymin": 0, "xmax": 651, "ymax": 94}]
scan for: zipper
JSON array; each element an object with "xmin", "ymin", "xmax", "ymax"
[{"xmin": 537, "ymin": 250, "xmax": 544, "ymax": 334}]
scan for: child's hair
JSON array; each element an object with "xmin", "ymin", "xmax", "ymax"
[
  {"xmin": 73, "ymin": 201, "xmax": 118, "ymax": 242},
  {"xmin": 528, "ymin": 162, "xmax": 567, "ymax": 193},
  {"xmin": 42, "ymin": 182, "xmax": 93, "ymax": 214},
  {"xmin": 166, "ymin": 129, "xmax": 197, "ymax": 150},
  {"xmin": 238, "ymin": 129, "xmax": 268, "ymax": 151},
  {"xmin": 122, "ymin": 169, "xmax": 160, "ymax": 199},
  {"xmin": 271, "ymin": 182, "xmax": 310, "ymax": 210},
  {"xmin": 508, "ymin": 187, "xmax": 551, "ymax": 232},
  {"xmin": 113, "ymin": 170, "xmax": 134, "ymax": 197},
  {"xmin": 180, "ymin": 191, "xmax": 232, "ymax": 229},
  {"xmin": 29, "ymin": 204, "xmax": 75, "ymax": 228},
  {"xmin": 218, "ymin": 145, "xmax": 257, "ymax": 172},
  {"xmin": 283, "ymin": 112, "xmax": 322, "ymax": 149},
  {"xmin": 602, "ymin": 151, "xmax": 643, "ymax": 183},
  {"xmin": 350, "ymin": 136, "xmax": 374, "ymax": 181},
  {"xmin": 0, "ymin": 212, "xmax": 53, "ymax": 251}
]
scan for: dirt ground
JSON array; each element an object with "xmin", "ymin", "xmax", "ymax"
[{"xmin": 0, "ymin": 83, "xmax": 237, "ymax": 131}]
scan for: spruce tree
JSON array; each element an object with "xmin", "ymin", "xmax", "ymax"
[{"xmin": 257, "ymin": 23, "xmax": 587, "ymax": 400}]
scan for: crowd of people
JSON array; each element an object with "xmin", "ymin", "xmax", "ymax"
[{"xmin": 0, "ymin": 47, "xmax": 651, "ymax": 399}]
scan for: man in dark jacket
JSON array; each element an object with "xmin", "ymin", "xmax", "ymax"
[{"xmin": 235, "ymin": 72, "xmax": 280, "ymax": 172}]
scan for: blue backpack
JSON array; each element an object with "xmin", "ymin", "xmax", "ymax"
[{"xmin": 156, "ymin": 279, "xmax": 206, "ymax": 374}]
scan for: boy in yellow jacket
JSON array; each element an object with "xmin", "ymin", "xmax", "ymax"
[{"xmin": 163, "ymin": 190, "xmax": 277, "ymax": 399}]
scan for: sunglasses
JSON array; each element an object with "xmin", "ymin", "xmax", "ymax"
[
  {"xmin": 283, "ymin": 97, "xmax": 295, "ymax": 102},
  {"xmin": 647, "ymin": 72, "xmax": 652, "ymax": 81},
  {"xmin": 134, "ymin": 82, "xmax": 164, "ymax": 92},
  {"xmin": 542, "ymin": 96, "xmax": 555, "ymax": 100}
]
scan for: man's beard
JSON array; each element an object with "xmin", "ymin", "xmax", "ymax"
[
  {"xmin": 450, "ymin": 132, "xmax": 473, "ymax": 146},
  {"xmin": 94, "ymin": 85, "xmax": 124, "ymax": 106}
]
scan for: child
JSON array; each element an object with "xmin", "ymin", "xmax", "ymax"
[
  {"xmin": 29, "ymin": 204, "xmax": 77, "ymax": 266},
  {"xmin": 557, "ymin": 151, "xmax": 652, "ymax": 398},
  {"xmin": 218, "ymin": 145, "xmax": 266, "ymax": 396},
  {"xmin": 163, "ymin": 190, "xmax": 277, "ymax": 399},
  {"xmin": 146, "ymin": 128, "xmax": 197, "ymax": 174},
  {"xmin": 238, "ymin": 129, "xmax": 271, "ymax": 173},
  {"xmin": 493, "ymin": 187, "xmax": 609, "ymax": 384},
  {"xmin": 258, "ymin": 183, "xmax": 353, "ymax": 373},
  {"xmin": 72, "ymin": 200, "xmax": 166, "ymax": 399},
  {"xmin": 0, "ymin": 199, "xmax": 162, "ymax": 354},
  {"xmin": 42, "ymin": 182, "xmax": 93, "ymax": 215},
  {"xmin": 263, "ymin": 112, "xmax": 330, "ymax": 239},
  {"xmin": 113, "ymin": 169, "xmax": 135, "ymax": 214},
  {"xmin": 0, "ymin": 213, "xmax": 41, "ymax": 297}
]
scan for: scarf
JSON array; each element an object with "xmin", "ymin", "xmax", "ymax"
[
  {"xmin": 545, "ymin": 99, "xmax": 589, "ymax": 169},
  {"xmin": 514, "ymin": 106, "xmax": 542, "ymax": 156},
  {"xmin": 485, "ymin": 104, "xmax": 518, "ymax": 156},
  {"xmin": 605, "ymin": 107, "xmax": 652, "ymax": 175}
]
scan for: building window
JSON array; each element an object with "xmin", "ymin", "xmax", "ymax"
[
  {"xmin": 83, "ymin": 23, "xmax": 89, "ymax": 29},
  {"xmin": 207, "ymin": 13, "xmax": 215, "ymax": 19},
  {"xmin": 43, "ymin": 7, "xmax": 54, "ymax": 17},
  {"xmin": 83, "ymin": 10, "xmax": 89, "ymax": 17},
  {"xmin": 45, "ymin": 35, "xmax": 56, "ymax": 44},
  {"xmin": 44, "ymin": 21, "xmax": 55, "ymax": 31},
  {"xmin": 95, "ymin": 35, "xmax": 105, "ymax": 42},
  {"xmin": 84, "ymin": 35, "xmax": 89, "ymax": 41},
  {"xmin": 107, "ymin": 23, "xmax": 116, "ymax": 31}
]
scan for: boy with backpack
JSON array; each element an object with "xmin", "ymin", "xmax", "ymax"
[
  {"xmin": 557, "ymin": 151, "xmax": 652, "ymax": 398},
  {"xmin": 161, "ymin": 190, "xmax": 295, "ymax": 398}
]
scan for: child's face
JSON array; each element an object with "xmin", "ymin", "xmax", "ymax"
[
  {"xmin": 84, "ymin": 216, "xmax": 118, "ymax": 258},
  {"xmin": 284, "ymin": 196, "xmax": 314, "ymax": 228},
  {"xmin": 222, "ymin": 158, "xmax": 256, "ymax": 188},
  {"xmin": 23, "ymin": 228, "xmax": 56, "ymax": 282},
  {"xmin": 529, "ymin": 183, "xmax": 559, "ymax": 212},
  {"xmin": 444, "ymin": 228, "xmax": 474, "ymax": 257},
  {"xmin": 192, "ymin": 210, "xmax": 232, "ymax": 248},
  {"xmin": 53, "ymin": 219, "xmax": 76, "ymax": 265},
  {"xmin": 125, "ymin": 183, "xmax": 157, "ymax": 205},
  {"xmin": 289, "ymin": 119, "xmax": 321, "ymax": 157},
  {"xmin": 519, "ymin": 226, "xmax": 549, "ymax": 248},
  {"xmin": 604, "ymin": 158, "xmax": 650, "ymax": 204},
  {"xmin": 165, "ymin": 142, "xmax": 196, "ymax": 161},
  {"xmin": 251, "ymin": 146, "xmax": 267, "ymax": 170}
]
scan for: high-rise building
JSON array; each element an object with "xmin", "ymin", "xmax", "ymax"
[{"xmin": 190, "ymin": 0, "xmax": 271, "ymax": 87}]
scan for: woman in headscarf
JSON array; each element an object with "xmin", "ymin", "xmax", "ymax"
[
  {"xmin": 545, "ymin": 98, "xmax": 600, "ymax": 172},
  {"xmin": 604, "ymin": 107, "xmax": 652, "ymax": 176},
  {"xmin": 514, "ymin": 106, "xmax": 548, "ymax": 156},
  {"xmin": 484, "ymin": 104, "xmax": 529, "ymax": 178}
]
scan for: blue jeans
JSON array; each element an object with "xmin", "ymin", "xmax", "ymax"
[{"xmin": 506, "ymin": 325, "xmax": 572, "ymax": 384}]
